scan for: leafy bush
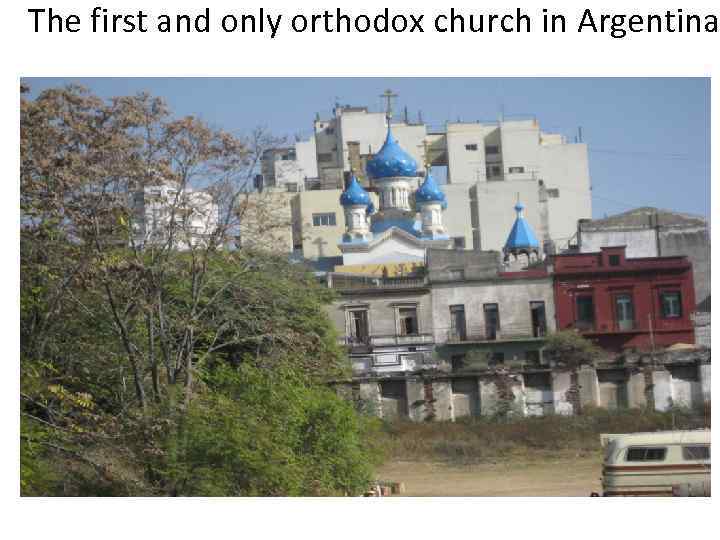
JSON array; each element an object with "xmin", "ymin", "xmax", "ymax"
[
  {"xmin": 543, "ymin": 330, "xmax": 604, "ymax": 368},
  {"xmin": 151, "ymin": 362, "xmax": 382, "ymax": 496}
]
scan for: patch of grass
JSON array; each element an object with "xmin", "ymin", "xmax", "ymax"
[{"xmin": 378, "ymin": 405, "xmax": 710, "ymax": 465}]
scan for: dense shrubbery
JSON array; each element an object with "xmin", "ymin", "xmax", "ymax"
[{"xmin": 154, "ymin": 362, "xmax": 383, "ymax": 496}]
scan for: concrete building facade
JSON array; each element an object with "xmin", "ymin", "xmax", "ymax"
[{"xmin": 425, "ymin": 249, "xmax": 556, "ymax": 370}]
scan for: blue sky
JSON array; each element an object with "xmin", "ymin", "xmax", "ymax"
[{"xmin": 24, "ymin": 77, "xmax": 710, "ymax": 218}]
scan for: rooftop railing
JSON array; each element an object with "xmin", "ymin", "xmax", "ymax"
[{"xmin": 328, "ymin": 273, "xmax": 427, "ymax": 291}]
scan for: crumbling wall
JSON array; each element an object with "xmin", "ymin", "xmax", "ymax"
[
  {"xmin": 406, "ymin": 378, "xmax": 427, "ymax": 422},
  {"xmin": 576, "ymin": 367, "xmax": 599, "ymax": 410},
  {"xmin": 479, "ymin": 371, "xmax": 525, "ymax": 417},
  {"xmin": 551, "ymin": 370, "xmax": 574, "ymax": 415},
  {"xmin": 626, "ymin": 368, "xmax": 648, "ymax": 409},
  {"xmin": 432, "ymin": 381, "xmax": 453, "ymax": 421},
  {"xmin": 330, "ymin": 348, "xmax": 710, "ymax": 421},
  {"xmin": 699, "ymin": 363, "xmax": 711, "ymax": 403},
  {"xmin": 358, "ymin": 381, "xmax": 382, "ymax": 416},
  {"xmin": 694, "ymin": 312, "xmax": 711, "ymax": 347},
  {"xmin": 652, "ymin": 369, "xmax": 673, "ymax": 412}
]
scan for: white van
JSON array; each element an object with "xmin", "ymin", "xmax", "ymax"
[{"xmin": 598, "ymin": 430, "xmax": 710, "ymax": 496}]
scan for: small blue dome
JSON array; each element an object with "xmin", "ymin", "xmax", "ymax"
[
  {"xmin": 340, "ymin": 175, "xmax": 374, "ymax": 214},
  {"xmin": 366, "ymin": 125, "xmax": 418, "ymax": 179},
  {"xmin": 505, "ymin": 203, "xmax": 539, "ymax": 250},
  {"xmin": 415, "ymin": 172, "xmax": 448, "ymax": 209}
]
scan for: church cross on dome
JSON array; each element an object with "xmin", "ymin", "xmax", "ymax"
[{"xmin": 379, "ymin": 89, "xmax": 398, "ymax": 121}]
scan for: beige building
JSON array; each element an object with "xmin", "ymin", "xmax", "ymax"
[{"xmin": 236, "ymin": 189, "xmax": 294, "ymax": 253}]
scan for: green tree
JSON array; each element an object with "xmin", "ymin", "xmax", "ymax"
[
  {"xmin": 20, "ymin": 84, "xmax": 376, "ymax": 496},
  {"xmin": 543, "ymin": 330, "xmax": 603, "ymax": 369}
]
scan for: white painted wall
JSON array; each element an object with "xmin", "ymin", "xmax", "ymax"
[
  {"xmin": 652, "ymin": 370, "xmax": 673, "ymax": 411},
  {"xmin": 474, "ymin": 179, "xmax": 541, "ymax": 252},
  {"xmin": 580, "ymin": 229, "xmax": 658, "ymax": 258},
  {"xmin": 446, "ymin": 123, "xmax": 492, "ymax": 183},
  {"xmin": 538, "ymin": 142, "xmax": 592, "ymax": 245},
  {"xmin": 443, "ymin": 183, "xmax": 474, "ymax": 249},
  {"xmin": 342, "ymin": 235, "xmax": 425, "ymax": 266}
]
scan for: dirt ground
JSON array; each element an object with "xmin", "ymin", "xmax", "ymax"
[{"xmin": 377, "ymin": 457, "xmax": 602, "ymax": 496}]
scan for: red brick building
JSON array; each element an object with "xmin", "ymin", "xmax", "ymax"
[{"xmin": 552, "ymin": 246, "xmax": 695, "ymax": 351}]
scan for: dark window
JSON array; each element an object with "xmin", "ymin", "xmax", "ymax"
[
  {"xmin": 312, "ymin": 213, "xmax": 336, "ymax": 227},
  {"xmin": 398, "ymin": 307, "xmax": 418, "ymax": 336},
  {"xmin": 575, "ymin": 295, "xmax": 595, "ymax": 330},
  {"xmin": 530, "ymin": 301, "xmax": 547, "ymax": 337},
  {"xmin": 660, "ymin": 291, "xmax": 682, "ymax": 318},
  {"xmin": 453, "ymin": 237, "xmax": 466, "ymax": 249},
  {"xmin": 451, "ymin": 354, "xmax": 466, "ymax": 371},
  {"xmin": 326, "ymin": 128, "xmax": 334, "ymax": 134},
  {"xmin": 348, "ymin": 310, "xmax": 369, "ymax": 344},
  {"xmin": 508, "ymin": 166, "xmax": 525, "ymax": 174},
  {"xmin": 615, "ymin": 294, "xmax": 635, "ymax": 331},
  {"xmin": 484, "ymin": 303, "xmax": 500, "ymax": 340},
  {"xmin": 682, "ymin": 445, "xmax": 710, "ymax": 460},
  {"xmin": 449, "ymin": 305, "xmax": 466, "ymax": 341},
  {"xmin": 486, "ymin": 165, "xmax": 502, "ymax": 179},
  {"xmin": 609, "ymin": 254, "xmax": 621, "ymax": 266},
  {"xmin": 485, "ymin": 145, "xmax": 500, "ymax": 155},
  {"xmin": 465, "ymin": 143, "xmax": 478, "ymax": 151},
  {"xmin": 317, "ymin": 153, "xmax": 333, "ymax": 163},
  {"xmin": 490, "ymin": 352, "xmax": 505, "ymax": 365},
  {"xmin": 546, "ymin": 188, "xmax": 560, "ymax": 198},
  {"xmin": 626, "ymin": 447, "xmax": 667, "ymax": 462}
]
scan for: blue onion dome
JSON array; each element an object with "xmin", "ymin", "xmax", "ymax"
[
  {"xmin": 366, "ymin": 125, "xmax": 418, "ymax": 179},
  {"xmin": 340, "ymin": 175, "xmax": 374, "ymax": 213},
  {"xmin": 415, "ymin": 172, "xmax": 448, "ymax": 209},
  {"xmin": 505, "ymin": 202, "xmax": 539, "ymax": 250}
]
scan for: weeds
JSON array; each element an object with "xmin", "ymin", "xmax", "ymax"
[{"xmin": 378, "ymin": 404, "xmax": 710, "ymax": 465}]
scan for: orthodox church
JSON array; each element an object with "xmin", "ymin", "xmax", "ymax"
[
  {"xmin": 333, "ymin": 117, "xmax": 542, "ymax": 274},
  {"xmin": 336, "ymin": 121, "xmax": 454, "ymax": 273}
]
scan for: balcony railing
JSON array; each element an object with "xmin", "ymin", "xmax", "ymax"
[
  {"xmin": 444, "ymin": 323, "xmax": 545, "ymax": 343},
  {"xmin": 370, "ymin": 333, "xmax": 434, "ymax": 346},
  {"xmin": 573, "ymin": 320, "xmax": 640, "ymax": 333},
  {"xmin": 328, "ymin": 274, "xmax": 427, "ymax": 291},
  {"xmin": 338, "ymin": 333, "xmax": 433, "ymax": 348}
]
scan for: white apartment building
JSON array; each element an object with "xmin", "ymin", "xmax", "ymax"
[
  {"xmin": 256, "ymin": 101, "xmax": 592, "ymax": 260},
  {"xmin": 130, "ymin": 182, "xmax": 219, "ymax": 251}
]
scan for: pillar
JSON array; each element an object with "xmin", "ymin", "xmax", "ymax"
[
  {"xmin": 627, "ymin": 370, "xmax": 648, "ymax": 409},
  {"xmin": 652, "ymin": 369, "xmax": 673, "ymax": 412},
  {"xmin": 577, "ymin": 366, "xmax": 600, "ymax": 408},
  {"xmin": 551, "ymin": 371, "xmax": 574, "ymax": 415},
  {"xmin": 698, "ymin": 363, "xmax": 711, "ymax": 404},
  {"xmin": 405, "ymin": 378, "xmax": 426, "ymax": 422}
]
